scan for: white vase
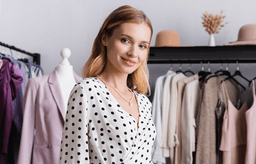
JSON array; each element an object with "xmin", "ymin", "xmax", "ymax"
[{"xmin": 209, "ymin": 34, "xmax": 215, "ymax": 46}]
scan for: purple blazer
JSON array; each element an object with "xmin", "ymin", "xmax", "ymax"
[{"xmin": 17, "ymin": 68, "xmax": 82, "ymax": 164}]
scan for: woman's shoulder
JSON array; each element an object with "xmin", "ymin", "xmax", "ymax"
[
  {"xmin": 76, "ymin": 77, "xmax": 101, "ymax": 87},
  {"xmin": 71, "ymin": 77, "xmax": 103, "ymax": 95}
]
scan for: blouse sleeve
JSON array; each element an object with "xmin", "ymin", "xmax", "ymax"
[{"xmin": 59, "ymin": 83, "xmax": 90, "ymax": 164}]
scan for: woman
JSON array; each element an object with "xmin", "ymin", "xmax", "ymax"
[{"xmin": 59, "ymin": 5, "xmax": 156, "ymax": 164}]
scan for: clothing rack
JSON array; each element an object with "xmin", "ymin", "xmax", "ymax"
[
  {"xmin": 148, "ymin": 45, "xmax": 256, "ymax": 64},
  {"xmin": 0, "ymin": 41, "xmax": 41, "ymax": 65}
]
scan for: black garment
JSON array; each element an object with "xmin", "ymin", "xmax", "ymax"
[{"xmin": 215, "ymin": 97, "xmax": 225, "ymax": 164}]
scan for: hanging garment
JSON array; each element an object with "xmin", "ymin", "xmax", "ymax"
[
  {"xmin": 161, "ymin": 72, "xmax": 177, "ymax": 157},
  {"xmin": 9, "ymin": 59, "xmax": 27, "ymax": 164},
  {"xmin": 165, "ymin": 73, "xmax": 187, "ymax": 161},
  {"xmin": 195, "ymin": 75, "xmax": 240, "ymax": 164},
  {"xmin": 174, "ymin": 74, "xmax": 199, "ymax": 164},
  {"xmin": 151, "ymin": 70, "xmax": 175, "ymax": 164},
  {"xmin": 0, "ymin": 56, "xmax": 31, "ymax": 164},
  {"xmin": 3, "ymin": 123, "xmax": 21, "ymax": 164},
  {"xmin": 244, "ymin": 80, "xmax": 256, "ymax": 164},
  {"xmin": 6, "ymin": 58, "xmax": 28, "ymax": 134},
  {"xmin": 59, "ymin": 77, "xmax": 156, "ymax": 164},
  {"xmin": 30, "ymin": 66, "xmax": 43, "ymax": 78},
  {"xmin": 215, "ymin": 89, "xmax": 225, "ymax": 164},
  {"xmin": 180, "ymin": 76, "xmax": 200, "ymax": 164},
  {"xmin": 0, "ymin": 57, "xmax": 27, "ymax": 134},
  {"xmin": 20, "ymin": 62, "xmax": 29, "ymax": 82},
  {"xmin": 21, "ymin": 59, "xmax": 43, "ymax": 79},
  {"xmin": 17, "ymin": 68, "xmax": 82, "ymax": 164},
  {"xmin": 0, "ymin": 59, "xmax": 23, "ymax": 164},
  {"xmin": 13, "ymin": 60, "xmax": 27, "ymax": 95},
  {"xmin": 219, "ymin": 80, "xmax": 249, "ymax": 164},
  {"xmin": 12, "ymin": 60, "xmax": 27, "ymax": 132}
]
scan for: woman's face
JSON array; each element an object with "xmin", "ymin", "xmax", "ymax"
[{"xmin": 103, "ymin": 22, "xmax": 151, "ymax": 75}]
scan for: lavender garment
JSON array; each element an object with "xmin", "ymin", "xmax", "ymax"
[
  {"xmin": 0, "ymin": 59, "xmax": 23, "ymax": 163},
  {"xmin": 12, "ymin": 61, "xmax": 27, "ymax": 164},
  {"xmin": 16, "ymin": 60, "xmax": 27, "ymax": 96},
  {"xmin": 12, "ymin": 60, "xmax": 27, "ymax": 133}
]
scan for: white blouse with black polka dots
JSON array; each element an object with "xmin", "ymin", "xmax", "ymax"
[{"xmin": 59, "ymin": 77, "xmax": 156, "ymax": 164}]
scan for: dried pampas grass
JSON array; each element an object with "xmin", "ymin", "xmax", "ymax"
[{"xmin": 202, "ymin": 10, "xmax": 228, "ymax": 35}]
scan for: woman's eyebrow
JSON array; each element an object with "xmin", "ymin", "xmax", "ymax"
[
  {"xmin": 119, "ymin": 34, "xmax": 133, "ymax": 39},
  {"xmin": 120, "ymin": 34, "xmax": 149, "ymax": 44}
]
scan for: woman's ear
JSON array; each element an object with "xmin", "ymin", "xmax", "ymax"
[{"xmin": 101, "ymin": 33, "xmax": 107, "ymax": 46}]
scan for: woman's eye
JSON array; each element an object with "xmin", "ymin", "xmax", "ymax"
[
  {"xmin": 140, "ymin": 44, "xmax": 147, "ymax": 49},
  {"xmin": 121, "ymin": 38, "xmax": 129, "ymax": 43}
]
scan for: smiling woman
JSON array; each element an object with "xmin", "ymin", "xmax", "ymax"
[
  {"xmin": 82, "ymin": 5, "xmax": 153, "ymax": 95},
  {"xmin": 59, "ymin": 5, "xmax": 156, "ymax": 164}
]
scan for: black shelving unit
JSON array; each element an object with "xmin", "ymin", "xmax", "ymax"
[
  {"xmin": 0, "ymin": 41, "xmax": 41, "ymax": 65},
  {"xmin": 148, "ymin": 45, "xmax": 256, "ymax": 64}
]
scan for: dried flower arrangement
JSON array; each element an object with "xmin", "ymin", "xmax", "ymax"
[{"xmin": 202, "ymin": 10, "xmax": 229, "ymax": 35}]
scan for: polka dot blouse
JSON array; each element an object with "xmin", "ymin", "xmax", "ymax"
[{"xmin": 59, "ymin": 77, "xmax": 156, "ymax": 164}]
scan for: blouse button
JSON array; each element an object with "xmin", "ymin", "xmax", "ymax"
[{"xmin": 47, "ymin": 145, "xmax": 52, "ymax": 149}]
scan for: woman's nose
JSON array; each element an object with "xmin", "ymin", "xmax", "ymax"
[{"xmin": 127, "ymin": 45, "xmax": 138, "ymax": 57}]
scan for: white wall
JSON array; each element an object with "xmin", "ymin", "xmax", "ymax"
[{"xmin": 1, "ymin": 0, "xmax": 256, "ymax": 75}]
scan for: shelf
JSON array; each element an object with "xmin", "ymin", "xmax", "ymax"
[{"xmin": 148, "ymin": 45, "xmax": 256, "ymax": 64}]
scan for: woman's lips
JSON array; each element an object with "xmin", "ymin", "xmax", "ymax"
[{"xmin": 121, "ymin": 57, "xmax": 136, "ymax": 66}]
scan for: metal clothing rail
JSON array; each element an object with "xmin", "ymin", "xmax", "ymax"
[
  {"xmin": 0, "ymin": 41, "xmax": 41, "ymax": 65},
  {"xmin": 147, "ymin": 45, "xmax": 256, "ymax": 64}
]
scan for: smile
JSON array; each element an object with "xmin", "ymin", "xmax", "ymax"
[{"xmin": 121, "ymin": 57, "xmax": 136, "ymax": 66}]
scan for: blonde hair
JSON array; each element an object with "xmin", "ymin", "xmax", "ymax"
[{"xmin": 82, "ymin": 5, "xmax": 152, "ymax": 96}]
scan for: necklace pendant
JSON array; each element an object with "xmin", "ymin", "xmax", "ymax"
[{"xmin": 130, "ymin": 102, "xmax": 133, "ymax": 106}]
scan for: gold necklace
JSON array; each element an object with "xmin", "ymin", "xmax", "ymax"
[{"xmin": 97, "ymin": 75, "xmax": 134, "ymax": 106}]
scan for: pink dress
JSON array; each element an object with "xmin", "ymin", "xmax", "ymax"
[
  {"xmin": 219, "ymin": 82, "xmax": 248, "ymax": 164},
  {"xmin": 245, "ymin": 80, "xmax": 256, "ymax": 164}
]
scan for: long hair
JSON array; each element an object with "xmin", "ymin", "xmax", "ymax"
[{"xmin": 82, "ymin": 5, "xmax": 152, "ymax": 96}]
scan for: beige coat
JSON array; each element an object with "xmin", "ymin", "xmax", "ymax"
[{"xmin": 180, "ymin": 78, "xmax": 200, "ymax": 164}]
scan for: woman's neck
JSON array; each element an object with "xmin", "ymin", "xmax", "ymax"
[{"xmin": 98, "ymin": 71, "xmax": 129, "ymax": 93}]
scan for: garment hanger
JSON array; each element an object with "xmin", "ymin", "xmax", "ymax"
[
  {"xmin": 0, "ymin": 52, "xmax": 5, "ymax": 57},
  {"xmin": 232, "ymin": 61, "xmax": 250, "ymax": 83},
  {"xmin": 1, "ymin": 56, "xmax": 13, "ymax": 63},
  {"xmin": 18, "ymin": 58, "xmax": 29, "ymax": 63},
  {"xmin": 170, "ymin": 63, "xmax": 173, "ymax": 71},
  {"xmin": 4, "ymin": 47, "xmax": 11, "ymax": 57},
  {"xmin": 221, "ymin": 61, "xmax": 250, "ymax": 88},
  {"xmin": 215, "ymin": 61, "xmax": 225, "ymax": 74},
  {"xmin": 9, "ymin": 48, "xmax": 13, "ymax": 58},
  {"xmin": 205, "ymin": 62, "xmax": 232, "ymax": 83},
  {"xmin": 0, "ymin": 47, "xmax": 7, "ymax": 57},
  {"xmin": 251, "ymin": 74, "xmax": 256, "ymax": 82},
  {"xmin": 198, "ymin": 60, "xmax": 212, "ymax": 82},
  {"xmin": 198, "ymin": 61, "xmax": 205, "ymax": 79},
  {"xmin": 176, "ymin": 61, "xmax": 185, "ymax": 74},
  {"xmin": 222, "ymin": 61, "xmax": 250, "ymax": 86},
  {"xmin": 183, "ymin": 62, "xmax": 195, "ymax": 75},
  {"xmin": 0, "ymin": 46, "xmax": 15, "ymax": 64}
]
